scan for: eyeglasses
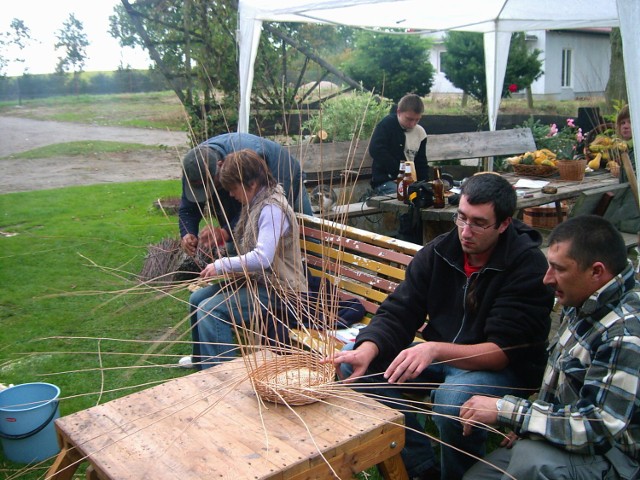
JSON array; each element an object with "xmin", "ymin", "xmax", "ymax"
[{"xmin": 452, "ymin": 213, "xmax": 497, "ymax": 234}]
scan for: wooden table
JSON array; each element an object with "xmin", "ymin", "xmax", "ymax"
[
  {"xmin": 367, "ymin": 171, "xmax": 622, "ymax": 243},
  {"xmin": 47, "ymin": 353, "xmax": 408, "ymax": 480}
]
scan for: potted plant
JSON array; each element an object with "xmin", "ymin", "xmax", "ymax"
[{"xmin": 528, "ymin": 118, "xmax": 587, "ymax": 181}]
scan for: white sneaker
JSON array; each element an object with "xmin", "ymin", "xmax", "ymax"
[{"xmin": 178, "ymin": 356, "xmax": 195, "ymax": 369}]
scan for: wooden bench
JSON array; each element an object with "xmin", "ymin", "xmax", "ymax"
[
  {"xmin": 287, "ymin": 128, "xmax": 536, "ymax": 221},
  {"xmin": 291, "ymin": 214, "xmax": 422, "ymax": 353}
]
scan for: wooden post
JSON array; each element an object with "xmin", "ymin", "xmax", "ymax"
[{"xmin": 621, "ymin": 151, "xmax": 638, "ymax": 205}]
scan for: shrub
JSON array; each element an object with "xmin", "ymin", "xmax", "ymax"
[{"xmin": 302, "ymin": 91, "xmax": 392, "ymax": 142}]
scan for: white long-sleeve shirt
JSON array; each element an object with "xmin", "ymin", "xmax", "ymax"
[{"xmin": 212, "ymin": 203, "xmax": 290, "ymax": 274}]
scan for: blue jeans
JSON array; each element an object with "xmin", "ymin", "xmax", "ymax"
[
  {"xmin": 373, "ymin": 181, "xmax": 398, "ymax": 196},
  {"xmin": 340, "ymin": 342, "xmax": 522, "ymax": 480},
  {"xmin": 188, "ymin": 281, "xmax": 270, "ymax": 369}
]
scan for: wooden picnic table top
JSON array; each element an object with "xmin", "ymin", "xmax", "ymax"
[
  {"xmin": 367, "ymin": 171, "xmax": 622, "ymax": 222},
  {"xmin": 47, "ymin": 351, "xmax": 408, "ymax": 480}
]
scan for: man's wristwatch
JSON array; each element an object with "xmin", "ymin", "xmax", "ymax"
[{"xmin": 496, "ymin": 398, "xmax": 505, "ymax": 412}]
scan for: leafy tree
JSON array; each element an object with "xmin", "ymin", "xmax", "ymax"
[
  {"xmin": 442, "ymin": 31, "xmax": 543, "ymax": 113},
  {"xmin": 55, "ymin": 14, "xmax": 89, "ymax": 74},
  {"xmin": 605, "ymin": 28, "xmax": 626, "ymax": 111},
  {"xmin": 343, "ymin": 30, "xmax": 434, "ymax": 102},
  {"xmin": 0, "ymin": 18, "xmax": 32, "ymax": 77},
  {"xmin": 55, "ymin": 13, "xmax": 89, "ymax": 95},
  {"xmin": 109, "ymin": 0, "xmax": 361, "ymax": 143}
]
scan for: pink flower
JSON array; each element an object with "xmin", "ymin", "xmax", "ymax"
[
  {"xmin": 566, "ymin": 118, "xmax": 575, "ymax": 128},
  {"xmin": 548, "ymin": 124, "xmax": 558, "ymax": 137},
  {"xmin": 508, "ymin": 84, "xmax": 518, "ymax": 93},
  {"xmin": 576, "ymin": 128, "xmax": 583, "ymax": 143}
]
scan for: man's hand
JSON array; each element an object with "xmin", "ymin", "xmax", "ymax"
[
  {"xmin": 181, "ymin": 234, "xmax": 199, "ymax": 257},
  {"xmin": 500, "ymin": 431, "xmax": 519, "ymax": 449},
  {"xmin": 199, "ymin": 226, "xmax": 229, "ymax": 250},
  {"xmin": 459, "ymin": 395, "xmax": 500, "ymax": 436},
  {"xmin": 322, "ymin": 341, "xmax": 379, "ymax": 383},
  {"xmin": 384, "ymin": 342, "xmax": 438, "ymax": 384}
]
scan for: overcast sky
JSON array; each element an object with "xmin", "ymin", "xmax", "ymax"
[{"xmin": 3, "ymin": 0, "xmax": 151, "ymax": 76}]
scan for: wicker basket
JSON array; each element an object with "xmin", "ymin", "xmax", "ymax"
[
  {"xmin": 512, "ymin": 163, "xmax": 558, "ymax": 177},
  {"xmin": 557, "ymin": 159, "xmax": 587, "ymax": 181},
  {"xmin": 251, "ymin": 353, "xmax": 335, "ymax": 406}
]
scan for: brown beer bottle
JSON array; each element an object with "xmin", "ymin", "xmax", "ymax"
[
  {"xmin": 396, "ymin": 162, "xmax": 406, "ymax": 201},
  {"xmin": 433, "ymin": 166, "xmax": 445, "ymax": 209},
  {"xmin": 402, "ymin": 162, "xmax": 414, "ymax": 204}
]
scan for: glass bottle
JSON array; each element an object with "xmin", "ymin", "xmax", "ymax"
[
  {"xmin": 396, "ymin": 162, "xmax": 406, "ymax": 201},
  {"xmin": 402, "ymin": 162, "xmax": 414, "ymax": 204},
  {"xmin": 433, "ymin": 166, "xmax": 445, "ymax": 209}
]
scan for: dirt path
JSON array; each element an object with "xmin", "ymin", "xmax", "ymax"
[{"xmin": 0, "ymin": 116, "xmax": 190, "ymax": 193}]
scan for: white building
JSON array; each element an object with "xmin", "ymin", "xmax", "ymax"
[{"xmin": 428, "ymin": 28, "xmax": 612, "ymax": 100}]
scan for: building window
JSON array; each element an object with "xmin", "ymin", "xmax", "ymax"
[
  {"xmin": 561, "ymin": 48, "xmax": 572, "ymax": 87},
  {"xmin": 438, "ymin": 51, "xmax": 448, "ymax": 73}
]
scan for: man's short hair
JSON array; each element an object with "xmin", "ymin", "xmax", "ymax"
[
  {"xmin": 182, "ymin": 146, "xmax": 222, "ymax": 202},
  {"xmin": 460, "ymin": 173, "xmax": 516, "ymax": 225},
  {"xmin": 548, "ymin": 215, "xmax": 628, "ymax": 274},
  {"xmin": 397, "ymin": 94, "xmax": 424, "ymax": 115}
]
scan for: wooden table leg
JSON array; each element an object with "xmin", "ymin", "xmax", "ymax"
[
  {"xmin": 378, "ymin": 453, "xmax": 410, "ymax": 480},
  {"xmin": 46, "ymin": 445, "xmax": 83, "ymax": 480},
  {"xmin": 86, "ymin": 465, "xmax": 100, "ymax": 480},
  {"xmin": 554, "ymin": 201, "xmax": 564, "ymax": 224}
]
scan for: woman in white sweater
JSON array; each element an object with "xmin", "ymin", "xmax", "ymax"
[{"xmin": 180, "ymin": 149, "xmax": 307, "ymax": 369}]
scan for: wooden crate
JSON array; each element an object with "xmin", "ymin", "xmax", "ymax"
[{"xmin": 523, "ymin": 204, "xmax": 568, "ymax": 229}]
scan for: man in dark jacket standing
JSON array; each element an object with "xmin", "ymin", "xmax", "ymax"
[
  {"xmin": 178, "ymin": 132, "xmax": 313, "ymax": 257},
  {"xmin": 369, "ymin": 94, "xmax": 429, "ymax": 194},
  {"xmin": 328, "ymin": 173, "xmax": 554, "ymax": 480}
]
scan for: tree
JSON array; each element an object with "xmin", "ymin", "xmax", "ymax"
[
  {"xmin": 55, "ymin": 13, "xmax": 89, "ymax": 95},
  {"xmin": 605, "ymin": 28, "xmax": 626, "ymax": 112},
  {"xmin": 0, "ymin": 18, "xmax": 32, "ymax": 77},
  {"xmin": 441, "ymin": 31, "xmax": 543, "ymax": 114},
  {"xmin": 109, "ymin": 0, "xmax": 362, "ymax": 142},
  {"xmin": 343, "ymin": 30, "xmax": 434, "ymax": 102}
]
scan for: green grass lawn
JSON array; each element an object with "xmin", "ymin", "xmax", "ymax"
[{"xmin": 0, "ymin": 181, "xmax": 195, "ymax": 477}]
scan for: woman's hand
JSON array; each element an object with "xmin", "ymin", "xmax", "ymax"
[{"xmin": 200, "ymin": 263, "xmax": 218, "ymax": 279}]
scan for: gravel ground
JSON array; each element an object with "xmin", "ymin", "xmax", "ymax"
[{"xmin": 0, "ymin": 116, "xmax": 189, "ymax": 193}]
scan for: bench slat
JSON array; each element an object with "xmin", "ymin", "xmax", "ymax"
[
  {"xmin": 301, "ymin": 215, "xmax": 421, "ymax": 257},
  {"xmin": 303, "ymin": 240, "xmax": 407, "ymax": 282},
  {"xmin": 305, "ymin": 255, "xmax": 400, "ymax": 294}
]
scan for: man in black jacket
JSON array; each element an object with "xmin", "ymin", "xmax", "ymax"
[
  {"xmin": 328, "ymin": 173, "xmax": 554, "ymax": 480},
  {"xmin": 369, "ymin": 94, "xmax": 429, "ymax": 194}
]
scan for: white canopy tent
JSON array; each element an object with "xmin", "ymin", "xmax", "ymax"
[{"xmin": 237, "ymin": 0, "xmax": 639, "ymax": 175}]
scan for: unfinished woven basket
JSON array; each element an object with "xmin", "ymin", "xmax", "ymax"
[
  {"xmin": 251, "ymin": 353, "xmax": 335, "ymax": 406},
  {"xmin": 512, "ymin": 163, "xmax": 558, "ymax": 177}
]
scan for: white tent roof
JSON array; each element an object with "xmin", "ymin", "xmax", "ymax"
[{"xmin": 237, "ymin": 0, "xmax": 639, "ymax": 174}]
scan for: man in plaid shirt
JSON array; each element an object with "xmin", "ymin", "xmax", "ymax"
[{"xmin": 460, "ymin": 215, "xmax": 640, "ymax": 479}]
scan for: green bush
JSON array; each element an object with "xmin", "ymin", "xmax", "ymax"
[{"xmin": 302, "ymin": 91, "xmax": 392, "ymax": 142}]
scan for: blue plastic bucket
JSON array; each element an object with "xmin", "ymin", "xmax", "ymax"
[{"xmin": 0, "ymin": 383, "xmax": 61, "ymax": 464}]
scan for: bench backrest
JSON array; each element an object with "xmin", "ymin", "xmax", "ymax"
[
  {"xmin": 286, "ymin": 128, "xmax": 536, "ymax": 184},
  {"xmin": 426, "ymin": 128, "xmax": 536, "ymax": 162},
  {"xmin": 298, "ymin": 214, "xmax": 421, "ymax": 315}
]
